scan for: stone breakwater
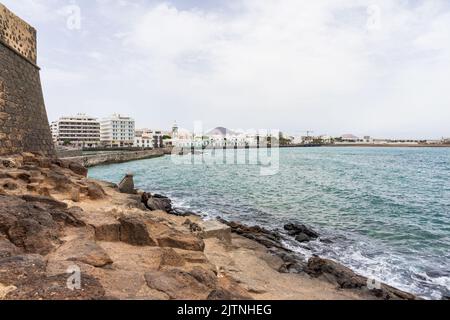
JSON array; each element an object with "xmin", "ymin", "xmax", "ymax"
[
  {"xmin": 0, "ymin": 152, "xmax": 419, "ymax": 300},
  {"xmin": 61, "ymin": 148, "xmax": 172, "ymax": 168}
]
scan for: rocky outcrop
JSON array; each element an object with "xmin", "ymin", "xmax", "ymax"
[
  {"xmin": 118, "ymin": 173, "xmax": 135, "ymax": 194},
  {"xmin": 142, "ymin": 192, "xmax": 173, "ymax": 212},
  {"xmin": 144, "ymin": 266, "xmax": 250, "ymax": 300},
  {"xmin": 284, "ymin": 223, "xmax": 319, "ymax": 243},
  {"xmin": 0, "ymin": 195, "xmax": 62, "ymax": 255},
  {"xmin": 157, "ymin": 231, "xmax": 205, "ymax": 252},
  {"xmin": 119, "ymin": 217, "xmax": 157, "ymax": 246},
  {"xmin": 50, "ymin": 239, "xmax": 113, "ymax": 268},
  {"xmin": 218, "ymin": 218, "xmax": 285, "ymax": 250},
  {"xmin": 306, "ymin": 257, "xmax": 418, "ymax": 300}
]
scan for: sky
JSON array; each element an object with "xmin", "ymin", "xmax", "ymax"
[{"xmin": 2, "ymin": 0, "xmax": 450, "ymax": 139}]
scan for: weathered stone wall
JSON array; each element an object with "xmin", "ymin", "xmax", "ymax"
[
  {"xmin": 0, "ymin": 4, "xmax": 55, "ymax": 157},
  {"xmin": 62, "ymin": 148, "xmax": 172, "ymax": 168},
  {"xmin": 0, "ymin": 3, "xmax": 36, "ymax": 63}
]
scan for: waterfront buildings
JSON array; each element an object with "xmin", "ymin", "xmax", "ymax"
[
  {"xmin": 100, "ymin": 114, "xmax": 135, "ymax": 147},
  {"xmin": 51, "ymin": 114, "xmax": 100, "ymax": 148},
  {"xmin": 134, "ymin": 128, "xmax": 164, "ymax": 148}
]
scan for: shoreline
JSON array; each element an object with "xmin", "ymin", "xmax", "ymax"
[
  {"xmin": 0, "ymin": 152, "xmax": 421, "ymax": 300},
  {"xmin": 141, "ymin": 191, "xmax": 421, "ymax": 300}
]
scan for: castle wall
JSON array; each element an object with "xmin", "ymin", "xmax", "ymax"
[{"xmin": 0, "ymin": 4, "xmax": 55, "ymax": 157}]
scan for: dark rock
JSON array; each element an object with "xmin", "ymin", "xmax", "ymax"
[
  {"xmin": 284, "ymin": 223, "xmax": 319, "ymax": 239},
  {"xmin": 5, "ymin": 273, "xmax": 105, "ymax": 300},
  {"xmin": 2, "ymin": 180, "xmax": 18, "ymax": 190},
  {"xmin": 295, "ymin": 233, "xmax": 313, "ymax": 243},
  {"xmin": 0, "ymin": 237, "xmax": 22, "ymax": 258},
  {"xmin": 218, "ymin": 218, "xmax": 285, "ymax": 250},
  {"xmin": 183, "ymin": 219, "xmax": 202, "ymax": 233},
  {"xmin": 207, "ymin": 288, "xmax": 251, "ymax": 300},
  {"xmin": 119, "ymin": 217, "xmax": 157, "ymax": 246},
  {"xmin": 276, "ymin": 252, "xmax": 307, "ymax": 274},
  {"xmin": 21, "ymin": 194, "xmax": 68, "ymax": 209},
  {"xmin": 0, "ymin": 254, "xmax": 47, "ymax": 286},
  {"xmin": 1, "ymin": 195, "xmax": 61, "ymax": 255},
  {"xmin": 306, "ymin": 257, "xmax": 417, "ymax": 300},
  {"xmin": 118, "ymin": 173, "xmax": 135, "ymax": 194},
  {"xmin": 142, "ymin": 192, "xmax": 173, "ymax": 212},
  {"xmin": 0, "ymin": 195, "xmax": 87, "ymax": 255},
  {"xmin": 68, "ymin": 162, "xmax": 88, "ymax": 177}
]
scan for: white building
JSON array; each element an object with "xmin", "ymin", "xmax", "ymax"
[
  {"xmin": 51, "ymin": 114, "xmax": 100, "ymax": 148},
  {"xmin": 134, "ymin": 128, "xmax": 164, "ymax": 148},
  {"xmin": 100, "ymin": 114, "xmax": 135, "ymax": 147}
]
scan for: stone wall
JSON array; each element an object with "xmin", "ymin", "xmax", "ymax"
[
  {"xmin": 0, "ymin": 3, "xmax": 36, "ymax": 63},
  {"xmin": 0, "ymin": 4, "xmax": 55, "ymax": 157},
  {"xmin": 62, "ymin": 148, "xmax": 172, "ymax": 168}
]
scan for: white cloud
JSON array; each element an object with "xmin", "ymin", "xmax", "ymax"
[{"xmin": 13, "ymin": 0, "xmax": 450, "ymax": 138}]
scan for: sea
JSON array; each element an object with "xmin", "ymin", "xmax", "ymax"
[{"xmin": 89, "ymin": 147, "xmax": 450, "ymax": 300}]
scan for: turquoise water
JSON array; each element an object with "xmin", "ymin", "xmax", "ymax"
[{"xmin": 89, "ymin": 147, "xmax": 450, "ymax": 299}]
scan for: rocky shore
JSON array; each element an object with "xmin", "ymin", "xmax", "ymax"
[{"xmin": 0, "ymin": 152, "xmax": 418, "ymax": 300}]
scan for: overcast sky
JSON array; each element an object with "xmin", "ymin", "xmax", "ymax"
[{"xmin": 3, "ymin": 0, "xmax": 450, "ymax": 139}]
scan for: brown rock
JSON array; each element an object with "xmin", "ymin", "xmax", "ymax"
[
  {"xmin": 189, "ymin": 266, "xmax": 218, "ymax": 289},
  {"xmin": 87, "ymin": 182, "xmax": 106, "ymax": 200},
  {"xmin": 26, "ymin": 183, "xmax": 40, "ymax": 192},
  {"xmin": 0, "ymin": 237, "xmax": 22, "ymax": 258},
  {"xmin": 157, "ymin": 231, "xmax": 205, "ymax": 252},
  {"xmin": 2, "ymin": 180, "xmax": 18, "ymax": 190},
  {"xmin": 46, "ymin": 171, "xmax": 72, "ymax": 192},
  {"xmin": 118, "ymin": 173, "xmax": 135, "ymax": 194},
  {"xmin": 5, "ymin": 273, "xmax": 106, "ymax": 300},
  {"xmin": 51, "ymin": 239, "xmax": 113, "ymax": 268},
  {"xmin": 21, "ymin": 194, "xmax": 68, "ymax": 209},
  {"xmin": 207, "ymin": 288, "xmax": 251, "ymax": 300},
  {"xmin": 0, "ymin": 254, "xmax": 47, "ymax": 286},
  {"xmin": 68, "ymin": 162, "xmax": 88, "ymax": 177},
  {"xmin": 144, "ymin": 269, "xmax": 210, "ymax": 300},
  {"xmin": 159, "ymin": 248, "xmax": 186, "ymax": 268},
  {"xmin": 119, "ymin": 217, "xmax": 157, "ymax": 246},
  {"xmin": 71, "ymin": 187, "xmax": 80, "ymax": 202},
  {"xmin": 93, "ymin": 221, "xmax": 121, "ymax": 242},
  {"xmin": 6, "ymin": 171, "xmax": 31, "ymax": 183}
]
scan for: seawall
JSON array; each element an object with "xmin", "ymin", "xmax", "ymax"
[{"xmin": 61, "ymin": 148, "xmax": 172, "ymax": 167}]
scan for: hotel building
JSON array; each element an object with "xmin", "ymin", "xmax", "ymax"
[
  {"xmin": 51, "ymin": 114, "xmax": 100, "ymax": 148},
  {"xmin": 100, "ymin": 114, "xmax": 135, "ymax": 147}
]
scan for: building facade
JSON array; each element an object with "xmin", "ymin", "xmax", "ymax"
[
  {"xmin": 100, "ymin": 114, "xmax": 135, "ymax": 147},
  {"xmin": 134, "ymin": 128, "xmax": 164, "ymax": 148},
  {"xmin": 51, "ymin": 114, "xmax": 100, "ymax": 148}
]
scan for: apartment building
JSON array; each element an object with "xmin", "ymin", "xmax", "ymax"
[
  {"xmin": 51, "ymin": 114, "xmax": 100, "ymax": 148},
  {"xmin": 100, "ymin": 114, "xmax": 135, "ymax": 147},
  {"xmin": 134, "ymin": 128, "xmax": 164, "ymax": 148}
]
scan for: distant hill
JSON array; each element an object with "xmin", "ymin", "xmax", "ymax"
[{"xmin": 206, "ymin": 127, "xmax": 237, "ymax": 136}]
